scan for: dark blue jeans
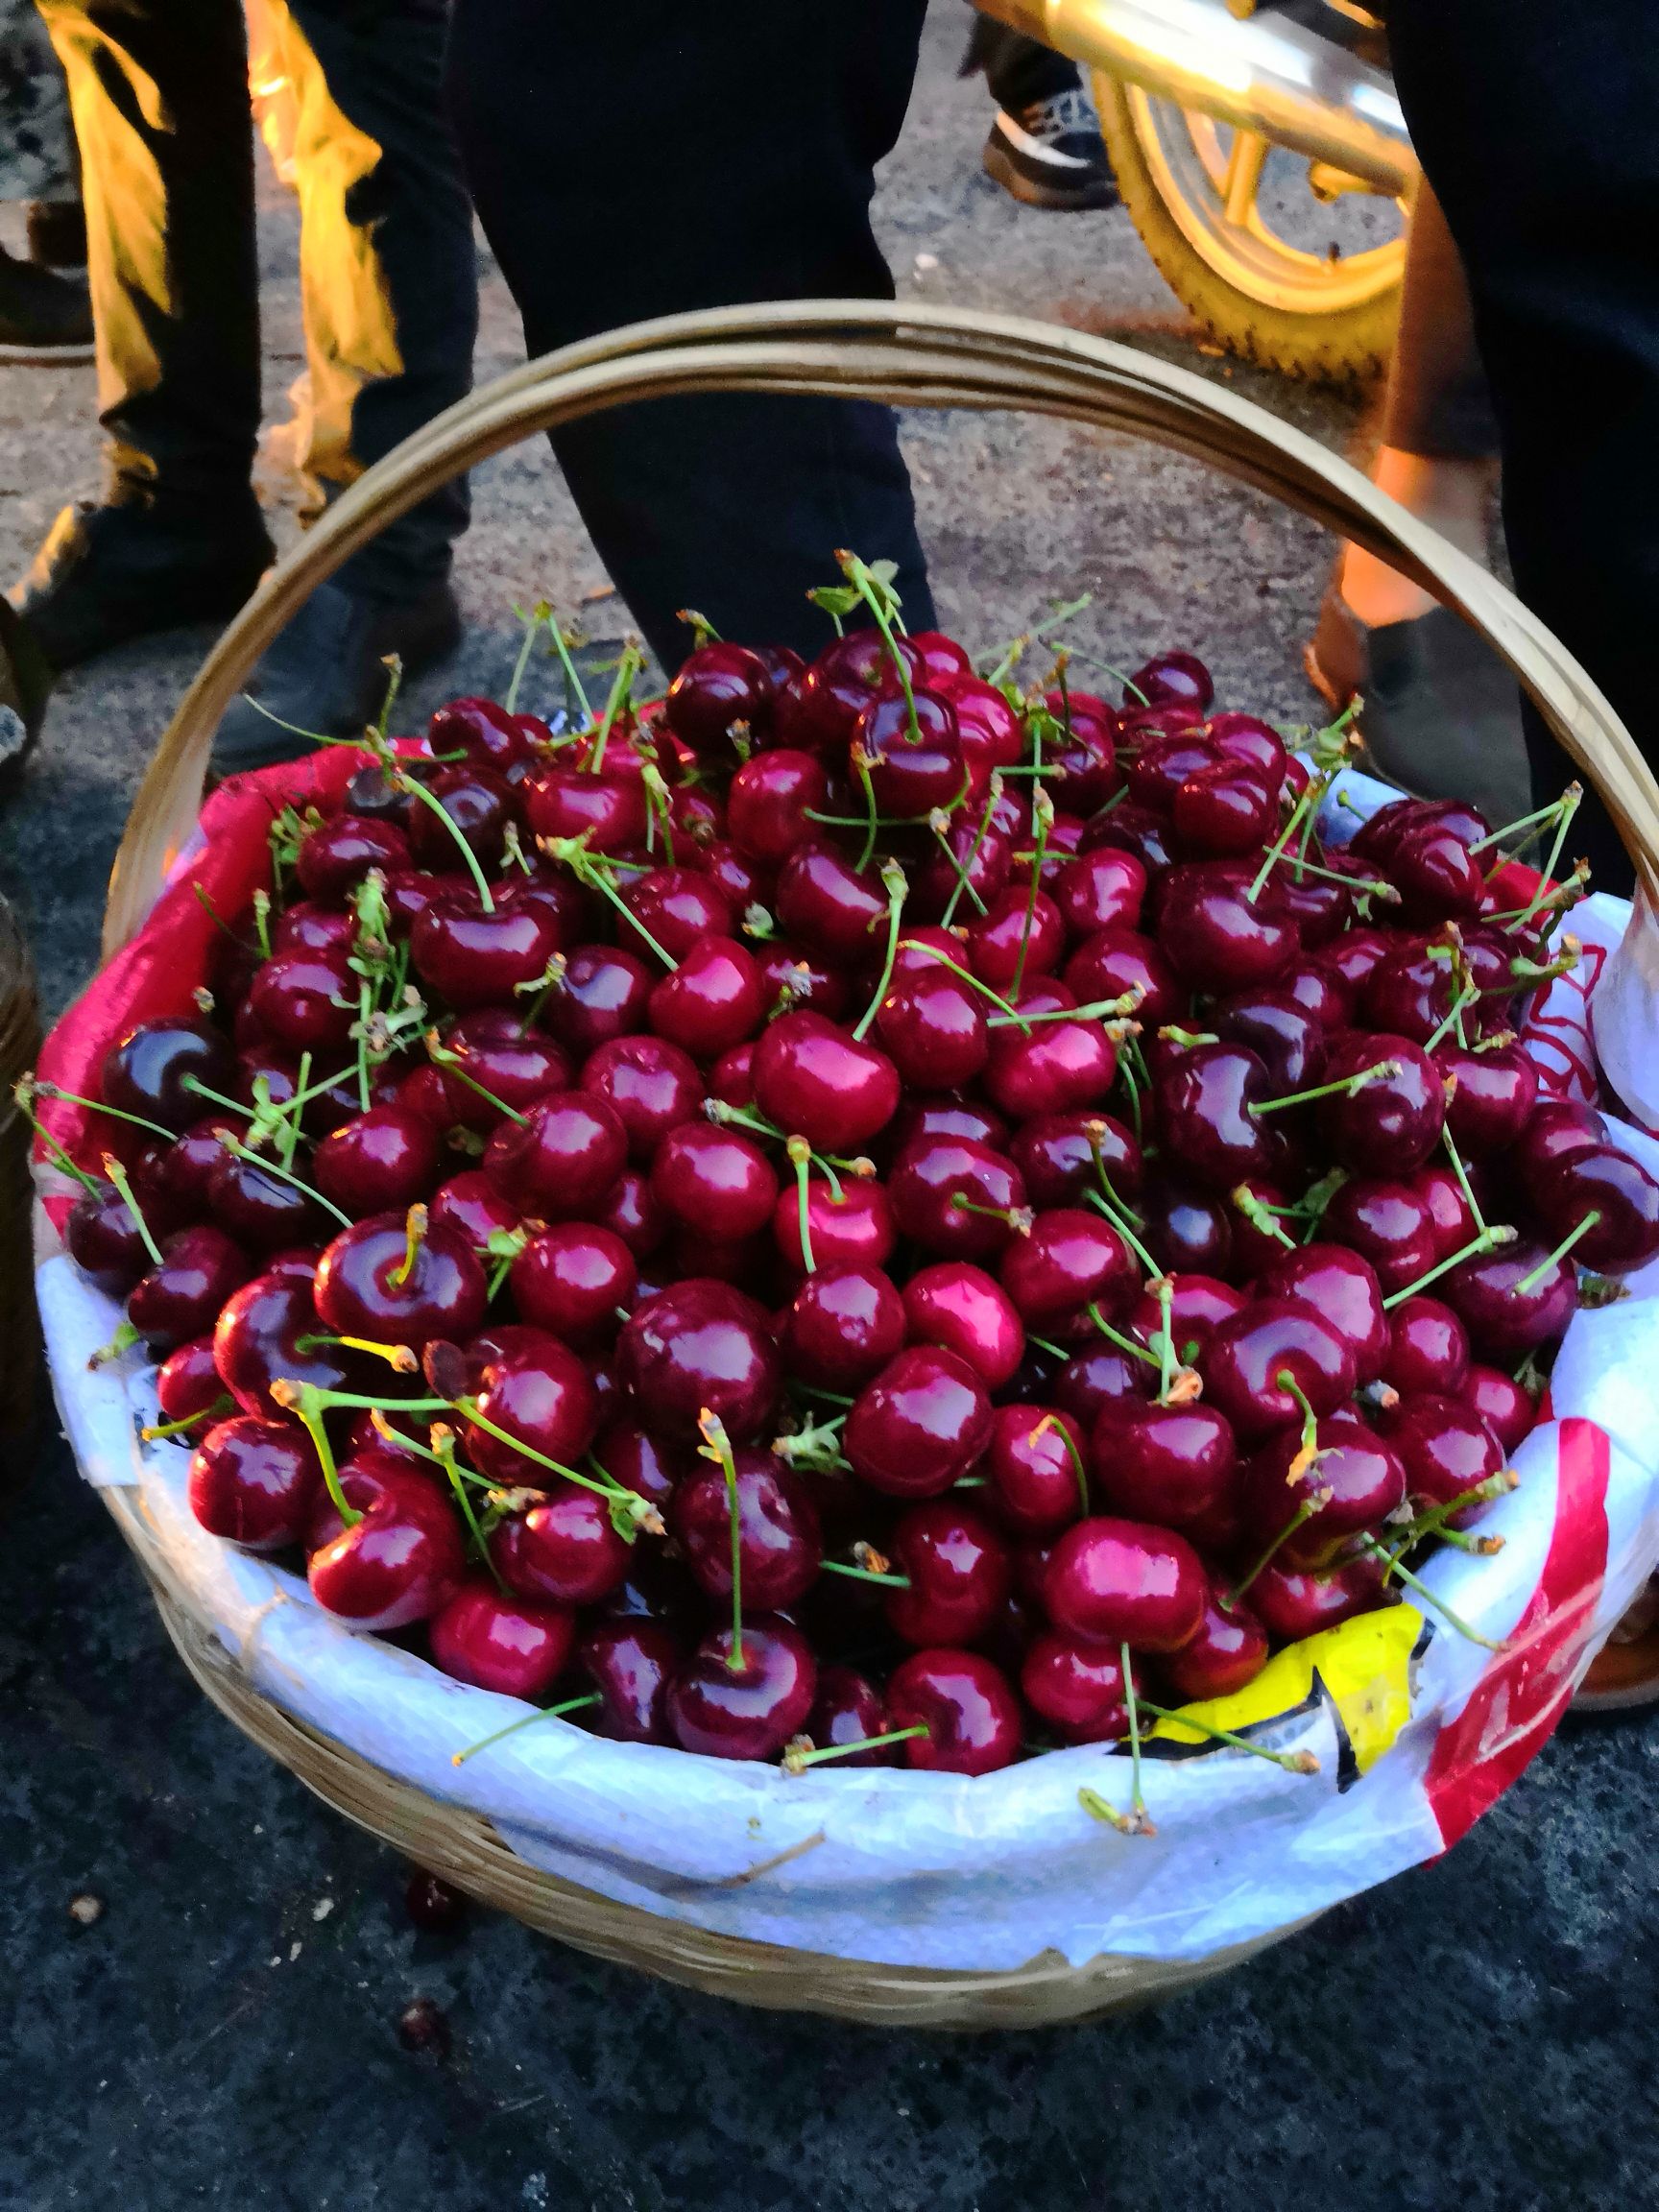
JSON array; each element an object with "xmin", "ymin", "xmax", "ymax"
[
  {"xmin": 445, "ymin": 0, "xmax": 935, "ymax": 666},
  {"xmin": 1387, "ymin": 0, "xmax": 1659, "ymax": 894}
]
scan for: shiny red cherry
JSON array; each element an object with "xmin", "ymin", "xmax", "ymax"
[
  {"xmin": 542, "ymin": 943, "xmax": 652, "ymax": 1055},
  {"xmin": 188, "ymin": 1415, "xmax": 322, "ymax": 1551},
  {"xmin": 1239, "ymin": 1412, "xmax": 1406, "ymax": 1568},
  {"xmin": 1154, "ymin": 1043, "xmax": 1276, "ymax": 1193},
  {"xmin": 1022, "ymin": 1630, "xmax": 1133, "ymax": 1743},
  {"xmin": 212, "ymin": 1268, "xmax": 359, "ymax": 1419},
  {"xmin": 888, "ymin": 1134, "xmax": 1028, "ymax": 1260},
  {"xmin": 771, "ymin": 1172, "xmax": 895, "ymax": 1274},
  {"xmin": 428, "ymin": 1578, "xmax": 574, "ymax": 1698},
  {"xmin": 1043, "ymin": 1515, "xmax": 1206, "ymax": 1651},
  {"xmin": 983, "ymin": 1005, "xmax": 1117, "ymax": 1122},
  {"xmin": 1444, "ymin": 1238, "xmax": 1576, "ymax": 1359},
  {"xmin": 727, "ymin": 748, "xmax": 830, "ymax": 865},
  {"xmin": 666, "ymin": 1617, "xmax": 817, "ymax": 1761},
  {"xmin": 901, "ymin": 1261, "xmax": 1025, "ymax": 1389},
  {"xmin": 752, "ymin": 1012, "xmax": 901, "ymax": 1153},
  {"xmin": 1200, "ymin": 1298, "xmax": 1358, "ymax": 1442},
  {"xmin": 1158, "ymin": 1578, "xmax": 1269, "ymax": 1701},
  {"xmin": 998, "ymin": 1208, "xmax": 1134, "ymax": 1329},
  {"xmin": 1247, "ymin": 1554, "xmax": 1390, "ymax": 1643},
  {"xmin": 1317, "ymin": 1031, "xmax": 1445, "ymax": 1175},
  {"xmin": 775, "ymin": 841, "xmax": 889, "ymax": 965},
  {"xmin": 884, "ymin": 1648, "xmax": 1021, "ymax": 1774},
  {"xmin": 1382, "ymin": 1390, "xmax": 1505, "ymax": 1511},
  {"xmin": 1460, "ymin": 1363, "xmax": 1536, "ymax": 1453},
  {"xmin": 1382, "ymin": 1296, "xmax": 1470, "ymax": 1396},
  {"xmin": 672, "ymin": 1448, "xmax": 823, "ymax": 1611},
  {"xmin": 102, "ymin": 1017, "xmax": 237, "ymax": 1135},
  {"xmin": 128, "ymin": 1224, "xmax": 252, "ymax": 1351},
  {"xmin": 781, "ymin": 1262, "xmax": 905, "ymax": 1390},
  {"xmin": 1139, "ymin": 1179, "xmax": 1233, "ymax": 1279},
  {"xmin": 882, "ymin": 1500, "xmax": 1012, "ymax": 1647},
  {"xmin": 664, "ymin": 640, "xmax": 774, "ymax": 756},
  {"xmin": 1260, "ymin": 1242, "xmax": 1389, "ymax": 1383},
  {"xmin": 650, "ymin": 1120, "xmax": 780, "ymax": 1240},
  {"xmin": 1321, "ymin": 1178, "xmax": 1439, "ymax": 1297},
  {"xmin": 463, "ymin": 1334, "xmax": 600, "ymax": 1479},
  {"xmin": 1159, "ymin": 863, "xmax": 1297, "ymax": 993},
  {"xmin": 410, "ymin": 894, "xmax": 559, "ymax": 1011},
  {"xmin": 575, "ymin": 1033, "xmax": 700, "ymax": 1160},
  {"xmin": 647, "ymin": 935, "xmax": 765, "ymax": 1059},
  {"xmin": 618, "ymin": 1280, "xmax": 782, "ymax": 1444},
  {"xmin": 484, "ymin": 1090, "xmax": 627, "ymax": 1217},
  {"xmin": 876, "ymin": 970, "xmax": 989, "ymax": 1092},
  {"xmin": 313, "ymin": 1105, "xmax": 440, "ymax": 1218},
  {"xmin": 579, "ymin": 1618, "xmax": 683, "ymax": 1743},
  {"xmin": 510, "ymin": 1223, "xmax": 637, "ymax": 1345},
  {"xmin": 296, "ymin": 811, "xmax": 412, "ymax": 900},
  {"xmin": 315, "ymin": 1208, "xmax": 487, "ymax": 1351},
  {"xmin": 1091, "ymin": 1401, "xmax": 1238, "ymax": 1531},
  {"xmin": 308, "ymin": 1461, "xmax": 466, "ymax": 1630},
  {"xmin": 966, "ymin": 886, "xmax": 1065, "ymax": 990},
  {"xmin": 524, "ymin": 765, "xmax": 646, "ymax": 854},
  {"xmin": 1064, "ymin": 926, "xmax": 1183, "ymax": 1029},
  {"xmin": 844, "ymin": 1346, "xmax": 992, "ymax": 1498},
  {"xmin": 491, "ymin": 1486, "xmax": 631, "ymax": 1606},
  {"xmin": 984, "ymin": 1404, "xmax": 1089, "ymax": 1535},
  {"xmin": 805, "ymin": 1667, "xmax": 896, "ymax": 1764},
  {"xmin": 1533, "ymin": 1143, "xmax": 1659, "ymax": 1273}
]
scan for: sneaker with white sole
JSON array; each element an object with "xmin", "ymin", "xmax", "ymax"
[{"xmin": 982, "ymin": 89, "xmax": 1117, "ymax": 212}]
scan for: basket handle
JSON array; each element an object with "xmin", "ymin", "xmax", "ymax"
[{"xmin": 104, "ymin": 300, "xmax": 1659, "ymax": 954}]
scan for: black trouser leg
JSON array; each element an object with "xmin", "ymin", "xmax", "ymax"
[
  {"xmin": 445, "ymin": 0, "xmax": 933, "ymax": 667},
  {"xmin": 1386, "ymin": 0, "xmax": 1659, "ymax": 897},
  {"xmin": 36, "ymin": 0, "xmax": 261, "ymax": 503},
  {"xmin": 961, "ymin": 12, "xmax": 1082, "ymax": 111},
  {"xmin": 279, "ymin": 0, "xmax": 477, "ymax": 596},
  {"xmin": 1381, "ymin": 184, "xmax": 1499, "ymax": 465}
]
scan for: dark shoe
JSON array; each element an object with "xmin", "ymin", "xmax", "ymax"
[
  {"xmin": 0, "ymin": 243, "xmax": 93, "ymax": 362},
  {"xmin": 983, "ymin": 90, "xmax": 1118, "ymax": 212},
  {"xmin": 26, "ymin": 200, "xmax": 88, "ymax": 272},
  {"xmin": 210, "ymin": 578, "xmax": 464, "ymax": 776},
  {"xmin": 1305, "ymin": 585, "xmax": 1532, "ymax": 830},
  {"xmin": 8, "ymin": 492, "xmax": 275, "ymax": 672}
]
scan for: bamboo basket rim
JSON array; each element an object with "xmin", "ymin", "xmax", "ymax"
[{"xmin": 78, "ymin": 301, "xmax": 1659, "ymax": 2025}]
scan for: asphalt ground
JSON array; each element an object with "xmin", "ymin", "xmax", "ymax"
[{"xmin": 3, "ymin": 12, "xmax": 1652, "ymax": 2210}]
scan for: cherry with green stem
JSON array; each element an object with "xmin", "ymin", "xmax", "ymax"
[
  {"xmin": 584, "ymin": 637, "xmax": 643, "ymax": 776},
  {"xmin": 15, "ymin": 1084, "xmax": 101, "ymax": 1194},
  {"xmin": 697, "ymin": 1409, "xmax": 747, "ymax": 1670},
  {"xmin": 1030, "ymin": 1410, "xmax": 1091, "ymax": 1516},
  {"xmin": 1353, "ymin": 1534, "xmax": 1506, "ymax": 1650},
  {"xmin": 1010, "ymin": 788, "xmax": 1055, "ymax": 1004},
  {"xmin": 1248, "ymin": 1060, "xmax": 1402, "ymax": 1118},
  {"xmin": 941, "ymin": 776, "xmax": 1005, "ymax": 930},
  {"xmin": 893, "ymin": 938, "xmax": 1032, "ymax": 1033},
  {"xmin": 1516, "ymin": 1213, "xmax": 1602, "ymax": 1290},
  {"xmin": 1076, "ymin": 1641, "xmax": 1154, "ymax": 1835},
  {"xmin": 217, "ymin": 1130, "xmax": 353, "ymax": 1228},
  {"xmin": 29, "ymin": 1078, "xmax": 172, "ymax": 1143},
  {"xmin": 982, "ymin": 592, "xmax": 1094, "ymax": 686},
  {"xmin": 1382, "ymin": 1221, "xmax": 1518, "ymax": 1309},
  {"xmin": 270, "ymin": 1378, "xmax": 358, "ymax": 1528},
  {"xmin": 504, "ymin": 600, "xmax": 550, "ymax": 716},
  {"xmin": 538, "ymin": 835, "xmax": 678, "ymax": 971},
  {"xmin": 833, "ymin": 548, "xmax": 919, "ymax": 739},
  {"xmin": 1231, "ymin": 1184, "xmax": 1297, "ymax": 1254},
  {"xmin": 1225, "ymin": 1493, "xmax": 1331, "ymax": 1613},
  {"xmin": 819, "ymin": 1556, "xmax": 910, "ymax": 1589},
  {"xmin": 423, "ymin": 1034, "xmax": 530, "ymax": 1126},
  {"xmin": 782, "ymin": 1724, "xmax": 928, "ymax": 1772},
  {"xmin": 427, "ymin": 1422, "xmax": 507, "ymax": 1585}
]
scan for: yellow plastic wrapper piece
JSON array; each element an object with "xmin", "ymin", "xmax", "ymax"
[{"xmin": 1151, "ymin": 1602, "xmax": 1423, "ymax": 1776}]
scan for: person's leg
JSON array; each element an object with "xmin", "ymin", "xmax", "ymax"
[
  {"xmin": 1385, "ymin": 0, "xmax": 1659, "ymax": 898},
  {"xmin": 961, "ymin": 10, "xmax": 1117, "ymax": 213},
  {"xmin": 209, "ymin": 0, "xmax": 478, "ymax": 771},
  {"xmin": 1307, "ymin": 180, "xmax": 1528, "ymax": 827},
  {"xmin": 446, "ymin": 0, "xmax": 932, "ymax": 669},
  {"xmin": 15, "ymin": 0, "xmax": 272, "ymax": 665}
]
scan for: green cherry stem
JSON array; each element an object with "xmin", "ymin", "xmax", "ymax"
[
  {"xmin": 1010, "ymin": 787, "xmax": 1054, "ymax": 1004},
  {"xmin": 851, "ymin": 859, "xmax": 909, "ymax": 1044},
  {"xmin": 585, "ymin": 637, "xmax": 642, "ymax": 776},
  {"xmin": 140, "ymin": 1394, "xmax": 235, "ymax": 1443},
  {"xmin": 787, "ymin": 1137, "xmax": 818, "ymax": 1273},
  {"xmin": 272, "ymin": 1380, "xmax": 358, "ymax": 1527},
  {"xmin": 1249, "ymin": 1060, "xmax": 1401, "ymax": 1118},
  {"xmin": 1355, "ymin": 1536, "xmax": 1507, "ymax": 1651},
  {"xmin": 29, "ymin": 1079, "xmax": 173, "ymax": 1142},
  {"xmin": 1381, "ymin": 1222, "xmax": 1517, "ymax": 1310},
  {"xmin": 504, "ymin": 601, "xmax": 548, "ymax": 715},
  {"xmin": 819, "ymin": 1557, "xmax": 911, "ymax": 1589},
  {"xmin": 782, "ymin": 1724, "xmax": 928, "ymax": 1773},
  {"xmin": 12, "ymin": 1083, "xmax": 101, "ymax": 1192},
  {"xmin": 835, "ymin": 548, "xmax": 919, "ymax": 741},
  {"xmin": 451, "ymin": 1692, "xmax": 602, "ymax": 1767},
  {"xmin": 698, "ymin": 1409, "xmax": 747, "ymax": 1670},
  {"xmin": 401, "ymin": 776, "xmax": 495, "ymax": 912},
  {"xmin": 1440, "ymin": 1124, "xmax": 1487, "ymax": 1234},
  {"xmin": 1139, "ymin": 1698, "xmax": 1321, "ymax": 1775},
  {"xmin": 1516, "ymin": 1212, "xmax": 1601, "ymax": 1292},
  {"xmin": 1223, "ymin": 1497, "xmax": 1325, "ymax": 1612},
  {"xmin": 1030, "ymin": 1411, "xmax": 1091, "ymax": 1517}
]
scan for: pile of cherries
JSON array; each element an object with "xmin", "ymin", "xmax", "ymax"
[{"xmin": 43, "ymin": 562, "xmax": 1659, "ymax": 1793}]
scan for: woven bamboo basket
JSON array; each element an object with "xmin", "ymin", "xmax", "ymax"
[{"xmin": 81, "ymin": 302, "xmax": 1659, "ymax": 2029}]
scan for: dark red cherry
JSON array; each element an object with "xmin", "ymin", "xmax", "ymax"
[
  {"xmin": 484, "ymin": 1091, "xmax": 627, "ymax": 1217},
  {"xmin": 538, "ymin": 943, "xmax": 651, "ymax": 1057},
  {"xmin": 1127, "ymin": 732, "xmax": 1220, "ymax": 815},
  {"xmin": 1022, "ymin": 1630, "xmax": 1133, "ymax": 1743},
  {"xmin": 1064, "ymin": 926, "xmax": 1183, "ymax": 1029},
  {"xmin": 1248, "ymin": 1553, "xmax": 1390, "ymax": 1644},
  {"xmin": 1204, "ymin": 711, "xmax": 1286, "ymax": 785},
  {"xmin": 876, "ymin": 971, "xmax": 989, "ymax": 1092},
  {"xmin": 1317, "ymin": 1031, "xmax": 1444, "ymax": 1174},
  {"xmin": 664, "ymin": 640, "xmax": 774, "ymax": 756},
  {"xmin": 1389, "ymin": 826, "xmax": 1485, "ymax": 925},
  {"xmin": 1172, "ymin": 762, "xmax": 1275, "ymax": 857},
  {"xmin": 1079, "ymin": 802, "xmax": 1177, "ymax": 883},
  {"xmin": 1260, "ymin": 1242, "xmax": 1388, "ymax": 1383},
  {"xmin": 781, "ymin": 1262, "xmax": 904, "ymax": 1390},
  {"xmin": 435, "ymin": 1013, "xmax": 573, "ymax": 1133},
  {"xmin": 204, "ymin": 1141, "xmax": 327, "ymax": 1251},
  {"xmin": 573, "ymin": 1034, "xmax": 699, "ymax": 1160},
  {"xmin": 1201, "ymin": 1298, "xmax": 1358, "ymax": 1442},
  {"xmin": 1053, "ymin": 847, "xmax": 1145, "ymax": 938},
  {"xmin": 308, "ymin": 1462, "xmax": 467, "ymax": 1630},
  {"xmin": 188, "ymin": 1415, "xmax": 322, "ymax": 1551},
  {"xmin": 1382, "ymin": 1390, "xmax": 1505, "ymax": 1511},
  {"xmin": 212, "ymin": 1269, "xmax": 359, "ymax": 1419},
  {"xmin": 1363, "ymin": 944, "xmax": 1457, "ymax": 1046},
  {"xmin": 666, "ymin": 1617, "xmax": 817, "ymax": 1761},
  {"xmin": 1383, "ymin": 1296, "xmax": 1470, "ymax": 1396},
  {"xmin": 852, "ymin": 687, "xmax": 965, "ymax": 817},
  {"xmin": 983, "ymin": 1006, "xmax": 1117, "ymax": 1122},
  {"xmin": 464, "ymin": 1334, "xmax": 601, "ymax": 1479},
  {"xmin": 844, "ymin": 1346, "xmax": 993, "ymax": 1498},
  {"xmin": 888, "ymin": 1135, "xmax": 1028, "ymax": 1260},
  {"xmin": 524, "ymin": 764, "xmax": 646, "ymax": 854},
  {"xmin": 909, "ymin": 821, "xmax": 1014, "ymax": 924},
  {"xmin": 427, "ymin": 693, "xmax": 534, "ymax": 779},
  {"xmin": 901, "ymin": 1262, "xmax": 1025, "ymax": 1390},
  {"xmin": 775, "ymin": 841, "xmax": 888, "ymax": 965},
  {"xmin": 155, "ymin": 1334, "xmax": 229, "ymax": 1431},
  {"xmin": 1091, "ymin": 1401, "xmax": 1237, "ymax": 1531},
  {"xmin": 591, "ymin": 1416, "xmax": 688, "ymax": 1510},
  {"xmin": 510, "ymin": 1223, "xmax": 637, "ymax": 1345},
  {"xmin": 1053, "ymin": 1342, "xmax": 1149, "ymax": 1426},
  {"xmin": 1158, "ymin": 1578, "xmax": 1269, "ymax": 1701},
  {"xmin": 491, "ymin": 1486, "xmax": 630, "ymax": 1606},
  {"xmin": 966, "ymin": 886, "xmax": 1065, "ymax": 990},
  {"xmin": 803, "ymin": 1668, "xmax": 894, "ymax": 1765},
  {"xmin": 410, "ymin": 894, "xmax": 558, "ymax": 1012},
  {"xmin": 246, "ymin": 949, "xmax": 356, "ymax": 1055},
  {"xmin": 1124, "ymin": 1273, "xmax": 1247, "ymax": 1362},
  {"xmin": 884, "ymin": 1501, "xmax": 1012, "ymax": 1647},
  {"xmin": 884, "ymin": 1648, "xmax": 1021, "ymax": 1774},
  {"xmin": 315, "ymin": 1208, "xmax": 487, "ymax": 1351},
  {"xmin": 593, "ymin": 1165, "xmax": 668, "ymax": 1260},
  {"xmin": 1042, "ymin": 698, "xmax": 1118, "ymax": 812},
  {"xmin": 1413, "ymin": 1161, "xmax": 1483, "ymax": 1258},
  {"xmin": 406, "ymin": 763, "xmax": 516, "ymax": 872},
  {"xmin": 128, "ymin": 1224, "xmax": 252, "ymax": 1350},
  {"xmin": 1322, "ymin": 1178, "xmax": 1438, "ymax": 1297},
  {"xmin": 1153, "ymin": 1043, "xmax": 1275, "ymax": 1193},
  {"xmin": 578, "ymin": 1618, "xmax": 683, "ymax": 1744},
  {"xmin": 1159, "ymin": 863, "xmax": 1298, "ymax": 992},
  {"xmin": 1139, "ymin": 1180, "xmax": 1233, "ymax": 1278},
  {"xmin": 1240, "ymin": 1412, "xmax": 1406, "ymax": 1568},
  {"xmin": 999, "ymin": 1208, "xmax": 1133, "ymax": 1328},
  {"xmin": 752, "ymin": 1012, "xmax": 900, "ymax": 1153},
  {"xmin": 1214, "ymin": 990, "xmax": 1326, "ymax": 1093},
  {"xmin": 1044, "ymin": 1516, "xmax": 1206, "ymax": 1651},
  {"xmin": 102, "ymin": 1017, "xmax": 238, "ymax": 1136},
  {"xmin": 618, "ymin": 1279, "xmax": 781, "ymax": 1444},
  {"xmin": 1533, "ymin": 1143, "xmax": 1659, "ymax": 1273},
  {"xmin": 1443, "ymin": 1238, "xmax": 1576, "ymax": 1360},
  {"xmin": 1460, "ymin": 1364, "xmax": 1536, "ymax": 1454},
  {"xmin": 64, "ymin": 1182, "xmax": 151, "ymax": 1293},
  {"xmin": 885, "ymin": 1092, "xmax": 1009, "ymax": 1158},
  {"xmin": 650, "ymin": 1120, "xmax": 780, "ymax": 1240},
  {"xmin": 1129, "ymin": 649, "xmax": 1212, "ymax": 712},
  {"xmin": 672, "ymin": 1449, "xmax": 822, "ymax": 1611},
  {"xmin": 646, "ymin": 935, "xmax": 765, "ymax": 1059},
  {"xmin": 1510, "ymin": 1097, "xmax": 1606, "ymax": 1183},
  {"xmin": 313, "ymin": 1106, "xmax": 440, "ymax": 1219},
  {"xmin": 1437, "ymin": 1042, "xmax": 1539, "ymax": 1156},
  {"xmin": 613, "ymin": 868, "xmax": 733, "ymax": 969},
  {"xmin": 771, "ymin": 1172, "xmax": 895, "ymax": 1275},
  {"xmin": 726, "ymin": 748, "xmax": 830, "ymax": 866},
  {"xmin": 1007, "ymin": 1110, "xmax": 1142, "ymax": 1211},
  {"xmin": 296, "ymin": 812, "xmax": 412, "ymax": 901},
  {"xmin": 429, "ymin": 1169, "xmax": 518, "ymax": 1254},
  {"xmin": 428, "ymin": 1579, "xmax": 573, "ymax": 1699}
]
